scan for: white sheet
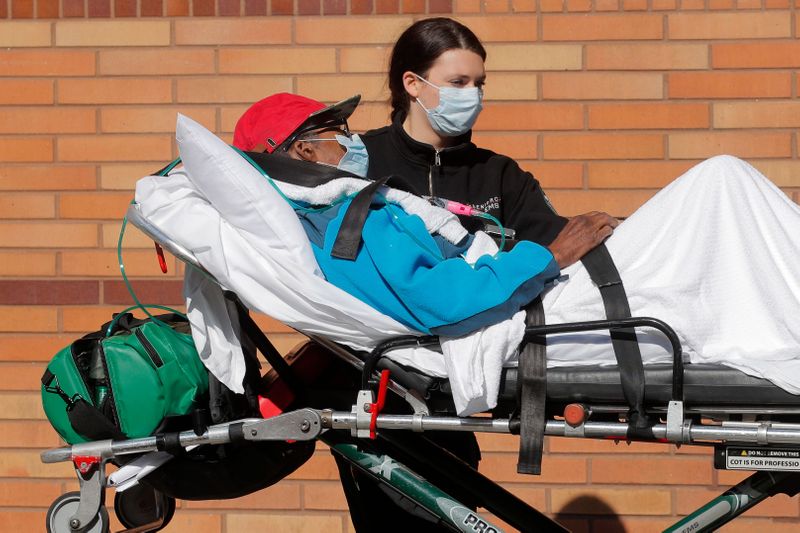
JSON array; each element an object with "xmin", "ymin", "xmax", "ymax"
[
  {"xmin": 542, "ymin": 155, "xmax": 800, "ymax": 393},
  {"xmin": 135, "ymin": 115, "xmax": 800, "ymax": 416}
]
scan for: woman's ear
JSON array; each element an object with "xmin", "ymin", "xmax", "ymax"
[{"xmin": 402, "ymin": 71, "xmax": 421, "ymax": 99}]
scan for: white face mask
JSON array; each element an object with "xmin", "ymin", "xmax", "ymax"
[
  {"xmin": 301, "ymin": 133, "xmax": 369, "ymax": 177},
  {"xmin": 414, "ymin": 74, "xmax": 483, "ymax": 137}
]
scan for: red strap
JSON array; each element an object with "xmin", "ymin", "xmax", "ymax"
[
  {"xmin": 154, "ymin": 242, "xmax": 168, "ymax": 274},
  {"xmin": 368, "ymin": 370, "xmax": 391, "ymax": 439}
]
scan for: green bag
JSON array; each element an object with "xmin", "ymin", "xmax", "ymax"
[{"xmin": 41, "ymin": 310, "xmax": 208, "ymax": 444}]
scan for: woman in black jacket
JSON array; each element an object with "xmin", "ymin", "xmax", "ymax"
[
  {"xmin": 335, "ymin": 17, "xmax": 617, "ymax": 532},
  {"xmin": 362, "ymin": 17, "xmax": 617, "ymax": 269}
]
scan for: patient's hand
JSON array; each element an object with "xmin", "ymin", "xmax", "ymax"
[{"xmin": 548, "ymin": 212, "xmax": 619, "ymax": 268}]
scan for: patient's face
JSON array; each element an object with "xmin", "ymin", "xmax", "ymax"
[{"xmin": 290, "ymin": 127, "xmax": 347, "ymax": 166}]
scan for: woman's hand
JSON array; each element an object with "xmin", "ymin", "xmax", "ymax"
[{"xmin": 548, "ymin": 212, "xmax": 619, "ymax": 268}]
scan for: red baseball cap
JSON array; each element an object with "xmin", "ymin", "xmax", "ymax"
[{"xmin": 233, "ymin": 93, "xmax": 361, "ymax": 153}]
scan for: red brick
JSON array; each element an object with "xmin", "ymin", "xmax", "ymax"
[
  {"xmin": 483, "ymin": 0, "xmax": 509, "ymax": 11},
  {"xmin": 668, "ymin": 12, "xmax": 790, "ymax": 40},
  {"xmin": 295, "ymin": 17, "xmax": 413, "ymax": 44},
  {"xmin": 714, "ymin": 101, "xmax": 800, "ymax": 129},
  {"xmin": 429, "ymin": 0, "xmax": 453, "ymax": 10},
  {"xmin": 400, "ymin": 0, "xmax": 423, "ymax": 12},
  {"xmin": 37, "ymin": 0, "xmax": 59, "ymax": 17},
  {"xmin": 0, "ymin": 280, "xmax": 100, "ymax": 305},
  {"xmin": 59, "ymin": 79, "xmax": 172, "ymax": 105},
  {"xmin": 652, "ymin": 0, "xmax": 676, "ymax": 8},
  {"xmin": 765, "ymin": 0, "xmax": 789, "ymax": 5},
  {"xmin": 479, "ymin": 103, "xmax": 583, "ymax": 131},
  {"xmin": 0, "ymin": 108, "xmax": 95, "ymax": 134},
  {"xmin": 63, "ymin": 0, "xmax": 84, "ymax": 16},
  {"xmin": 547, "ymin": 189, "xmax": 656, "ymax": 217},
  {"xmin": 0, "ymin": 0, "xmax": 7, "ymax": 17},
  {"xmin": 622, "ymin": 0, "xmax": 646, "ymax": 8},
  {"xmin": 0, "ymin": 138, "xmax": 52, "ymax": 163},
  {"xmin": 551, "ymin": 488, "xmax": 671, "ymax": 515},
  {"xmin": 543, "ymin": 73, "xmax": 662, "ymax": 100},
  {"xmin": 713, "ymin": 42, "xmax": 800, "ymax": 68},
  {"xmin": 58, "ymin": 135, "xmax": 172, "ymax": 162},
  {"xmin": 176, "ymin": 19, "xmax": 292, "ymax": 45},
  {"xmin": 543, "ymin": 14, "xmax": 662, "ymax": 41},
  {"xmin": 544, "ymin": 133, "xmax": 663, "ymax": 160},
  {"xmin": 0, "ymin": 193, "xmax": 53, "ymax": 218},
  {"xmin": 0, "ymin": 79, "xmax": 53, "ymax": 104},
  {"xmin": 668, "ymin": 131, "xmax": 792, "ymax": 159},
  {"xmin": 88, "ymin": 0, "xmax": 111, "ymax": 16},
  {"xmin": 566, "ymin": 0, "xmax": 591, "ymax": 10},
  {"xmin": 271, "ymin": 0, "xmax": 293, "ymax": 13},
  {"xmin": 220, "ymin": 48, "xmax": 336, "ymax": 74},
  {"xmin": 193, "ymin": 0, "xmax": 215, "ymax": 14},
  {"xmin": 103, "ymin": 280, "xmax": 184, "ymax": 305},
  {"xmin": 297, "ymin": 0, "xmax": 318, "ymax": 11},
  {"xmin": 0, "ymin": 50, "xmax": 95, "ymax": 76},
  {"xmin": 62, "ymin": 249, "xmax": 177, "ymax": 276},
  {"xmin": 245, "ymin": 0, "xmax": 267, "ymax": 14},
  {"xmin": 227, "ymin": 514, "xmax": 343, "ymax": 531},
  {"xmin": 0, "ymin": 362, "xmax": 47, "ymax": 392},
  {"xmin": 166, "ymin": 0, "xmax": 190, "ymax": 14},
  {"xmin": 737, "ymin": 0, "xmax": 762, "ymax": 6},
  {"xmin": 548, "ymin": 436, "xmax": 674, "ymax": 453},
  {"xmin": 58, "ymin": 192, "xmax": 131, "ymax": 220},
  {"xmin": 177, "ymin": 76, "xmax": 292, "ymax": 104},
  {"xmin": 587, "ymin": 160, "xmax": 698, "ymax": 189},
  {"xmin": 350, "ymin": 0, "xmax": 373, "ymax": 12},
  {"xmin": 0, "ymin": 335, "xmax": 78, "ymax": 362},
  {"xmin": 141, "ymin": 0, "xmax": 163, "ymax": 14},
  {"xmin": 11, "ymin": 0, "xmax": 33, "ymax": 17},
  {"xmin": 0, "ymin": 165, "xmax": 96, "ymax": 191},
  {"xmin": 323, "ymin": 0, "xmax": 346, "ymax": 13},
  {"xmin": 217, "ymin": 0, "xmax": 239, "ymax": 13},
  {"xmin": 586, "ymin": 43, "xmax": 707, "ymax": 70},
  {"xmin": 115, "ymin": 0, "xmax": 136, "ymax": 16},
  {"xmin": 101, "ymin": 106, "xmax": 215, "ymax": 133},
  {"xmin": 521, "ymin": 161, "xmax": 583, "ymax": 189},
  {"xmin": 681, "ymin": 0, "xmax": 704, "ymax": 7},
  {"xmin": 588, "ymin": 103, "xmax": 709, "ymax": 130},
  {"xmin": 0, "ymin": 222, "xmax": 98, "ymax": 247},
  {"xmin": 0, "ymin": 480, "xmax": 63, "ymax": 507},
  {"xmin": 471, "ymin": 132, "xmax": 537, "ymax": 159},
  {"xmin": 100, "ymin": 49, "xmax": 214, "ymax": 76},
  {"xmin": 592, "ymin": 456, "xmax": 713, "ymax": 484},
  {"xmin": 669, "ymin": 71, "xmax": 791, "ymax": 99},
  {"xmin": 540, "ymin": 0, "xmax": 563, "ymax": 10},
  {"xmin": 0, "ymin": 421, "xmax": 61, "ymax": 447},
  {"xmin": 0, "ymin": 307, "xmax": 57, "ymax": 333},
  {"xmin": 0, "ymin": 252, "xmax": 57, "ymax": 276},
  {"xmin": 455, "ymin": 15, "xmax": 536, "ymax": 41},
  {"xmin": 375, "ymin": 0, "xmax": 397, "ymax": 12}
]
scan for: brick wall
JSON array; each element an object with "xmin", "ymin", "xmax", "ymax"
[{"xmin": 2, "ymin": 4, "xmax": 800, "ymax": 532}]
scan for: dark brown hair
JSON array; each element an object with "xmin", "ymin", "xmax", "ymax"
[{"xmin": 388, "ymin": 18, "xmax": 487, "ymax": 121}]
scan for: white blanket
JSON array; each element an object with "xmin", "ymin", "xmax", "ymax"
[
  {"xmin": 542, "ymin": 155, "xmax": 800, "ymax": 393},
  {"xmin": 135, "ymin": 115, "xmax": 800, "ymax": 417}
]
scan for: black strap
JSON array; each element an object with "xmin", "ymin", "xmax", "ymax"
[
  {"xmin": 67, "ymin": 398, "xmax": 126, "ymax": 441},
  {"xmin": 581, "ymin": 244, "xmax": 648, "ymax": 428},
  {"xmin": 236, "ymin": 305, "xmax": 305, "ymax": 398},
  {"xmin": 331, "ymin": 175, "xmax": 392, "ymax": 260},
  {"xmin": 517, "ymin": 297, "xmax": 547, "ymax": 475}
]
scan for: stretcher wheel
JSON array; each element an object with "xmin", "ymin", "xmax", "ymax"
[
  {"xmin": 113, "ymin": 484, "xmax": 175, "ymax": 532},
  {"xmin": 46, "ymin": 491, "xmax": 109, "ymax": 533}
]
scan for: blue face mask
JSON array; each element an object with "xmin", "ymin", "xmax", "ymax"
[
  {"xmin": 335, "ymin": 133, "xmax": 369, "ymax": 177},
  {"xmin": 414, "ymin": 74, "xmax": 483, "ymax": 137}
]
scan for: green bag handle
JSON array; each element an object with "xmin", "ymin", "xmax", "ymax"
[{"xmin": 104, "ymin": 304, "xmax": 189, "ymax": 338}]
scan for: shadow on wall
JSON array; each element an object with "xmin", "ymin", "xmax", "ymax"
[{"xmin": 554, "ymin": 495, "xmax": 626, "ymax": 533}]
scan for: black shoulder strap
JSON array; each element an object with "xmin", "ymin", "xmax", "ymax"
[
  {"xmin": 67, "ymin": 398, "xmax": 127, "ymax": 441},
  {"xmin": 516, "ymin": 297, "xmax": 547, "ymax": 475},
  {"xmin": 331, "ymin": 175, "xmax": 392, "ymax": 260},
  {"xmin": 581, "ymin": 244, "xmax": 648, "ymax": 428}
]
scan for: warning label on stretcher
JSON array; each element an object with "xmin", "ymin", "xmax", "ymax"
[{"xmin": 725, "ymin": 448, "xmax": 800, "ymax": 471}]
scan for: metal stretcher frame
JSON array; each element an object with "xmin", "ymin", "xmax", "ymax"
[{"xmin": 39, "ymin": 205, "xmax": 800, "ymax": 532}]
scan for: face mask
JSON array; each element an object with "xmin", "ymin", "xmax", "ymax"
[
  {"xmin": 414, "ymin": 74, "xmax": 483, "ymax": 137},
  {"xmin": 335, "ymin": 133, "xmax": 369, "ymax": 177}
]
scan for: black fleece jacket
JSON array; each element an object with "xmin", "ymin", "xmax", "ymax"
[{"xmin": 361, "ymin": 113, "xmax": 568, "ymax": 245}]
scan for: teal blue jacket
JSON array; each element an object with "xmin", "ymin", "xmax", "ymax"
[{"xmin": 295, "ymin": 197, "xmax": 559, "ymax": 336}]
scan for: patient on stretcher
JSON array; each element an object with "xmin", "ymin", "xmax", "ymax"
[{"xmin": 135, "ymin": 114, "xmax": 800, "ymax": 417}]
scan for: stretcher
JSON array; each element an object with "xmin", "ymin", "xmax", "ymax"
[{"xmin": 40, "ymin": 203, "xmax": 800, "ymax": 533}]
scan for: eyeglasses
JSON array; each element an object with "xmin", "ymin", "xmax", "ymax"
[{"xmin": 279, "ymin": 121, "xmax": 351, "ymax": 152}]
